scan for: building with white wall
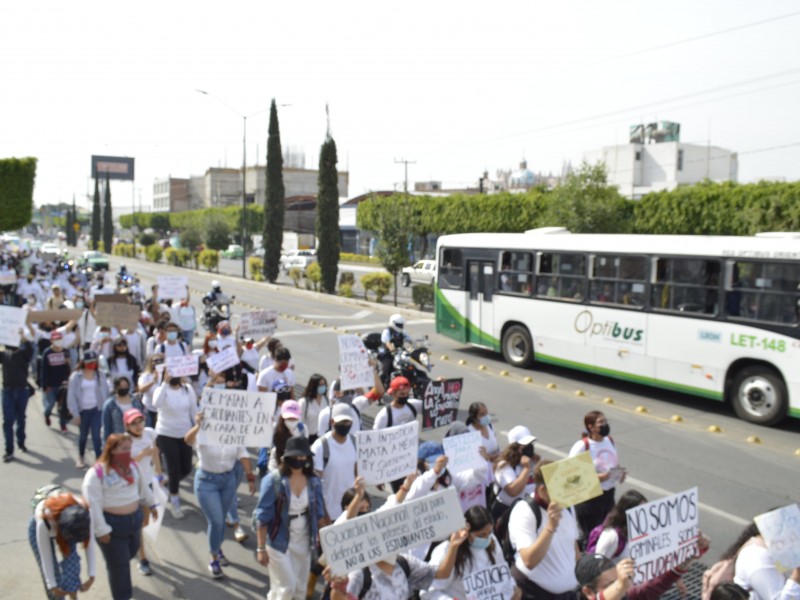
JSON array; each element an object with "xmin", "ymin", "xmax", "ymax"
[{"xmin": 152, "ymin": 177, "xmax": 189, "ymax": 212}]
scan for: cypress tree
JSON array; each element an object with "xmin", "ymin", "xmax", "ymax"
[
  {"xmin": 103, "ymin": 172, "xmax": 113, "ymax": 253},
  {"xmin": 71, "ymin": 196, "xmax": 78, "ymax": 247},
  {"xmin": 91, "ymin": 178, "xmax": 101, "ymax": 250},
  {"xmin": 316, "ymin": 133, "xmax": 340, "ymax": 294},
  {"xmin": 263, "ymin": 99, "xmax": 285, "ymax": 283},
  {"xmin": 66, "ymin": 208, "xmax": 74, "ymax": 246}
]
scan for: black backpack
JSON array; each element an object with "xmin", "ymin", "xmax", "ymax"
[
  {"xmin": 495, "ymin": 495, "xmax": 541, "ymax": 566},
  {"xmin": 359, "ymin": 555, "xmax": 410, "ymax": 599},
  {"xmin": 385, "ymin": 402, "xmax": 417, "ymax": 428}
]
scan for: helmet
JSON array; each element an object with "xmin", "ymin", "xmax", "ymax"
[
  {"xmin": 120, "ymin": 263, "xmax": 126, "ymax": 269},
  {"xmin": 211, "ymin": 280, "xmax": 221, "ymax": 292},
  {"xmin": 58, "ymin": 504, "xmax": 91, "ymax": 544},
  {"xmin": 389, "ymin": 314, "xmax": 405, "ymax": 331}
]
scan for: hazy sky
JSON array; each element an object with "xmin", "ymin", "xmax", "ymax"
[{"xmin": 2, "ymin": 1, "xmax": 799, "ymax": 211}]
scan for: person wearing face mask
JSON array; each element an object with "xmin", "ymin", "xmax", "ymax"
[
  {"xmin": 466, "ymin": 402, "xmax": 500, "ymax": 507},
  {"xmin": 257, "ymin": 347, "xmax": 295, "ymax": 397},
  {"xmin": 216, "ymin": 320, "xmax": 236, "ymax": 351},
  {"xmin": 373, "ymin": 376, "xmax": 421, "ymax": 430},
  {"xmin": 568, "ymin": 411, "xmax": 627, "ymax": 542},
  {"xmin": 102, "ymin": 377, "xmax": 144, "ymax": 441},
  {"xmin": 88, "ymin": 274, "xmax": 112, "ymax": 301},
  {"xmin": 40, "ymin": 331, "xmax": 72, "ymax": 433},
  {"xmin": 74, "ymin": 296, "xmax": 95, "ymax": 352},
  {"xmin": 311, "ymin": 403, "xmax": 357, "ymax": 521},
  {"xmin": 157, "ymin": 322, "xmax": 190, "ymax": 359},
  {"xmin": 298, "ymin": 374, "xmax": 329, "ymax": 445},
  {"xmin": 45, "ymin": 283, "xmax": 65, "ymax": 311},
  {"xmin": 67, "ymin": 351, "xmax": 110, "ymax": 468},
  {"xmin": 492, "ymin": 426, "xmax": 538, "ymax": 522},
  {"xmin": 267, "ymin": 400, "xmax": 308, "ymax": 473},
  {"xmin": 152, "ymin": 368, "xmax": 198, "ymax": 519},
  {"xmin": 90, "ymin": 326, "xmax": 115, "ymax": 362},
  {"xmin": 254, "ymin": 437, "xmax": 328, "ymax": 600},
  {"xmin": 423, "ymin": 505, "xmax": 519, "ymax": 600},
  {"xmin": 107, "ymin": 337, "xmax": 139, "ymax": 393},
  {"xmin": 82, "ymin": 433, "xmax": 157, "ymax": 600},
  {"xmin": 137, "ymin": 354, "xmax": 163, "ymax": 428},
  {"xmin": 174, "ymin": 289, "xmax": 196, "ymax": 349}
]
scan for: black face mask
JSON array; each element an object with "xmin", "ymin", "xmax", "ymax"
[
  {"xmin": 396, "ymin": 395, "xmax": 409, "ymax": 405},
  {"xmin": 169, "ymin": 377, "xmax": 181, "ymax": 387},
  {"xmin": 333, "ymin": 423, "xmax": 352, "ymax": 437},
  {"xmin": 117, "ymin": 388, "xmax": 130, "ymax": 397},
  {"xmin": 285, "ymin": 457, "xmax": 305, "ymax": 470},
  {"xmin": 598, "ymin": 423, "xmax": 611, "ymax": 437},
  {"xmin": 522, "ymin": 443, "xmax": 535, "ymax": 458}
]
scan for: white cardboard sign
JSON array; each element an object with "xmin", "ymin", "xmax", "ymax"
[
  {"xmin": 0, "ymin": 306, "xmax": 27, "ymax": 346},
  {"xmin": 197, "ymin": 389, "xmax": 276, "ymax": 447},
  {"xmin": 464, "ymin": 564, "xmax": 515, "ymax": 600},
  {"xmin": 338, "ymin": 335, "xmax": 374, "ymax": 392},
  {"xmin": 321, "ymin": 487, "xmax": 463, "ymax": 576},
  {"xmin": 205, "ymin": 346, "xmax": 240, "ymax": 374},
  {"xmin": 442, "ymin": 431, "xmax": 484, "ymax": 474},
  {"xmin": 166, "ymin": 354, "xmax": 199, "ymax": 377},
  {"xmin": 156, "ymin": 276, "xmax": 188, "ymax": 301},
  {"xmin": 0, "ymin": 274, "xmax": 17, "ymax": 285},
  {"xmin": 239, "ymin": 310, "xmax": 278, "ymax": 339},
  {"xmin": 755, "ymin": 503, "xmax": 800, "ymax": 571},
  {"xmin": 355, "ymin": 421, "xmax": 419, "ymax": 485},
  {"xmin": 626, "ymin": 487, "xmax": 700, "ymax": 584},
  {"xmin": 142, "ymin": 477, "xmax": 167, "ymax": 543}
]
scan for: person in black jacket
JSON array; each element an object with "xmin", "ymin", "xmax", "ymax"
[
  {"xmin": 2, "ymin": 328, "xmax": 34, "ymax": 462},
  {"xmin": 40, "ymin": 331, "xmax": 72, "ymax": 433}
]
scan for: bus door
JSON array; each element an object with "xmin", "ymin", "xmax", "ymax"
[{"xmin": 467, "ymin": 261, "xmax": 495, "ymax": 347}]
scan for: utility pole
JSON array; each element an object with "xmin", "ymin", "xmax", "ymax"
[{"xmin": 394, "ymin": 158, "xmax": 416, "ymax": 194}]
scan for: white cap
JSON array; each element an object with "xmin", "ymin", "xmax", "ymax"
[
  {"xmin": 507, "ymin": 425, "xmax": 536, "ymax": 446},
  {"xmin": 332, "ymin": 403, "xmax": 355, "ymax": 423}
]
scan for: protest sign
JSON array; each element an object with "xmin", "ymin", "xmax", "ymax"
[
  {"xmin": 541, "ymin": 452, "xmax": 602, "ymax": 508},
  {"xmin": 626, "ymin": 487, "xmax": 699, "ymax": 584},
  {"xmin": 94, "ymin": 293, "xmax": 130, "ymax": 304},
  {"xmin": 0, "ymin": 306, "xmax": 27, "ymax": 346},
  {"xmin": 95, "ymin": 302, "xmax": 141, "ymax": 331},
  {"xmin": 26, "ymin": 309, "xmax": 83, "ymax": 324},
  {"xmin": 166, "ymin": 354, "xmax": 199, "ymax": 377},
  {"xmin": 755, "ymin": 503, "xmax": 800, "ymax": 571},
  {"xmin": 464, "ymin": 564, "xmax": 515, "ymax": 600},
  {"xmin": 421, "ymin": 378, "xmax": 463, "ymax": 431},
  {"xmin": 321, "ymin": 487, "xmax": 463, "ymax": 575},
  {"xmin": 206, "ymin": 346, "xmax": 240, "ymax": 373},
  {"xmin": 338, "ymin": 335, "xmax": 374, "ymax": 391},
  {"xmin": 142, "ymin": 477, "xmax": 167, "ymax": 543},
  {"xmin": 239, "ymin": 310, "xmax": 278, "ymax": 339},
  {"xmin": 355, "ymin": 421, "xmax": 418, "ymax": 485},
  {"xmin": 197, "ymin": 389, "xmax": 276, "ymax": 447},
  {"xmin": 0, "ymin": 273, "xmax": 17, "ymax": 285},
  {"xmin": 443, "ymin": 431, "xmax": 484, "ymax": 474},
  {"xmin": 156, "ymin": 276, "xmax": 188, "ymax": 301}
]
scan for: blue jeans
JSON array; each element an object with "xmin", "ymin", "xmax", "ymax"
[
  {"xmin": 98, "ymin": 509, "xmax": 143, "ymax": 600},
  {"xmin": 227, "ymin": 460, "xmax": 244, "ymax": 524},
  {"xmin": 78, "ymin": 408, "xmax": 102, "ymax": 459},
  {"xmin": 194, "ymin": 468, "xmax": 238, "ymax": 556},
  {"xmin": 3, "ymin": 387, "xmax": 29, "ymax": 455},
  {"xmin": 43, "ymin": 389, "xmax": 67, "ymax": 428},
  {"xmin": 182, "ymin": 329, "xmax": 194, "ymax": 349}
]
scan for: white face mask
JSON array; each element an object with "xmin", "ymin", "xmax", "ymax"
[
  {"xmin": 285, "ymin": 420, "xmax": 299, "ymax": 434},
  {"xmin": 382, "ymin": 554, "xmax": 398, "ymax": 567}
]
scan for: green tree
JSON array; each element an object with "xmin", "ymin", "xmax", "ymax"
[
  {"xmin": 66, "ymin": 207, "xmax": 74, "ymax": 246},
  {"xmin": 372, "ymin": 198, "xmax": 412, "ymax": 306},
  {"xmin": 0, "ymin": 157, "xmax": 37, "ymax": 232},
  {"xmin": 204, "ymin": 215, "xmax": 231, "ymax": 250},
  {"xmin": 263, "ymin": 99, "xmax": 285, "ymax": 282},
  {"xmin": 179, "ymin": 226, "xmax": 203, "ymax": 252},
  {"xmin": 316, "ymin": 134, "xmax": 340, "ymax": 293},
  {"xmin": 103, "ymin": 172, "xmax": 113, "ymax": 252},
  {"xmin": 71, "ymin": 195, "xmax": 78, "ymax": 246},
  {"xmin": 91, "ymin": 177, "xmax": 101, "ymax": 250}
]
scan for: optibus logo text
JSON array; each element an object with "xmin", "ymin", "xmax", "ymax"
[{"xmin": 574, "ymin": 310, "xmax": 644, "ymax": 343}]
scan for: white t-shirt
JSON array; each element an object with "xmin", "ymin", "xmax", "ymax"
[
  {"xmin": 595, "ymin": 527, "xmax": 629, "ymax": 562},
  {"xmin": 317, "ymin": 403, "xmax": 362, "ymax": 437},
  {"xmin": 494, "ymin": 462, "xmax": 535, "ymax": 506},
  {"xmin": 734, "ymin": 541, "xmax": 800, "ymax": 600},
  {"xmin": 196, "ymin": 444, "xmax": 248, "ymax": 474},
  {"xmin": 311, "ymin": 431, "xmax": 358, "ymax": 520},
  {"xmin": 508, "ymin": 498, "xmax": 579, "ymax": 594},
  {"xmin": 152, "ymin": 383, "xmax": 198, "ymax": 439},
  {"xmin": 175, "ymin": 305, "xmax": 196, "ymax": 331},
  {"xmin": 257, "ymin": 366, "xmax": 296, "ymax": 393},
  {"xmin": 568, "ymin": 436, "xmax": 619, "ymax": 491},
  {"xmin": 426, "ymin": 534, "xmax": 514, "ymax": 600},
  {"xmin": 372, "ymin": 399, "xmax": 422, "ymax": 430},
  {"xmin": 130, "ymin": 427, "xmax": 158, "ymax": 483},
  {"xmin": 138, "ymin": 372, "xmax": 157, "ymax": 412},
  {"xmin": 79, "ymin": 377, "xmax": 100, "ymax": 410},
  {"xmin": 299, "ymin": 395, "xmax": 328, "ymax": 436}
]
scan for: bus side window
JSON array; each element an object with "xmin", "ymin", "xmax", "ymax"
[{"xmin": 439, "ymin": 248, "xmax": 464, "ymax": 289}]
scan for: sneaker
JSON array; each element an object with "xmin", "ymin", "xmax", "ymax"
[
  {"xmin": 170, "ymin": 503, "xmax": 185, "ymax": 520},
  {"xmin": 45, "ymin": 415, "xmax": 51, "ymax": 427},
  {"xmin": 225, "ymin": 518, "xmax": 236, "ymax": 527},
  {"xmin": 18, "ymin": 444, "xmax": 27, "ymax": 453},
  {"xmin": 60, "ymin": 426, "xmax": 68, "ymax": 435},
  {"xmin": 234, "ymin": 525, "xmax": 248, "ymax": 543},
  {"xmin": 2, "ymin": 453, "xmax": 12, "ymax": 463},
  {"xmin": 138, "ymin": 559, "xmax": 153, "ymax": 576},
  {"xmin": 76, "ymin": 458, "xmax": 86, "ymax": 468},
  {"xmin": 208, "ymin": 559, "xmax": 223, "ymax": 579},
  {"xmin": 217, "ymin": 550, "xmax": 230, "ymax": 567}
]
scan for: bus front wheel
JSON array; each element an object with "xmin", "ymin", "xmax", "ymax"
[
  {"xmin": 730, "ymin": 366, "xmax": 787, "ymax": 426},
  {"xmin": 502, "ymin": 325, "xmax": 534, "ymax": 368}
]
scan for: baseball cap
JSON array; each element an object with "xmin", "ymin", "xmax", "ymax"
[
  {"xmin": 331, "ymin": 403, "xmax": 355, "ymax": 423},
  {"xmin": 507, "ymin": 425, "xmax": 536, "ymax": 446},
  {"xmin": 83, "ymin": 350, "xmax": 99, "ymax": 362},
  {"xmin": 389, "ymin": 376, "xmax": 411, "ymax": 391},
  {"xmin": 50, "ymin": 331, "xmax": 63, "ymax": 341},
  {"xmin": 281, "ymin": 400, "xmax": 301, "ymax": 421},
  {"xmin": 418, "ymin": 441, "xmax": 444, "ymax": 463},
  {"xmin": 123, "ymin": 409, "xmax": 145, "ymax": 426},
  {"xmin": 575, "ymin": 553, "xmax": 616, "ymax": 586}
]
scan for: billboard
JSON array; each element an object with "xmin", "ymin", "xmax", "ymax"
[{"xmin": 91, "ymin": 155, "xmax": 135, "ymax": 181}]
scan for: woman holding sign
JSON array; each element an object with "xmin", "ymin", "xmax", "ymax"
[
  {"xmin": 185, "ymin": 410, "xmax": 256, "ymax": 579},
  {"xmin": 254, "ymin": 436, "xmax": 327, "ymax": 600}
]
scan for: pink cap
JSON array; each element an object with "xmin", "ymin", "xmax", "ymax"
[{"xmin": 281, "ymin": 400, "xmax": 301, "ymax": 421}]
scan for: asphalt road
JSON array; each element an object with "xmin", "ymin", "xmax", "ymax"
[{"xmin": 3, "ymin": 253, "xmax": 799, "ymax": 598}]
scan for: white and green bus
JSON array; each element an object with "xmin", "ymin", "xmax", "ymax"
[{"xmin": 435, "ymin": 228, "xmax": 800, "ymax": 425}]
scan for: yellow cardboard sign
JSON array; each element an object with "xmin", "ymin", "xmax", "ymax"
[{"xmin": 541, "ymin": 452, "xmax": 603, "ymax": 508}]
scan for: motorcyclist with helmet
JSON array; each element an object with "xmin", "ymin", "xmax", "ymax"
[
  {"xmin": 378, "ymin": 313, "xmax": 412, "ymax": 386},
  {"xmin": 204, "ymin": 280, "xmax": 223, "ymax": 305}
]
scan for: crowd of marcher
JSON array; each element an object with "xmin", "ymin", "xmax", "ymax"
[{"xmin": 2, "ymin": 241, "xmax": 799, "ymax": 600}]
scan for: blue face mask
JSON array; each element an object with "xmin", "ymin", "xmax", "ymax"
[
  {"xmin": 167, "ymin": 331, "xmax": 178, "ymax": 341},
  {"xmin": 318, "ymin": 385, "xmax": 327, "ymax": 395},
  {"xmin": 470, "ymin": 535, "xmax": 491, "ymax": 550},
  {"xmin": 479, "ymin": 415, "xmax": 491, "ymax": 427},
  {"xmin": 213, "ymin": 383, "xmax": 226, "ymax": 390}
]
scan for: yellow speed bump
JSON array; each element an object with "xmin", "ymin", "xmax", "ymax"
[
  {"xmin": 546, "ymin": 383, "xmax": 557, "ymax": 390},
  {"xmin": 602, "ymin": 396, "xmax": 614, "ymax": 404},
  {"xmin": 707, "ymin": 425, "xmax": 722, "ymax": 433},
  {"xmin": 795, "ymin": 449, "xmax": 800, "ymax": 456},
  {"xmin": 499, "ymin": 370, "xmax": 509, "ymax": 377},
  {"xmin": 746, "ymin": 436, "xmax": 762, "ymax": 444},
  {"xmin": 458, "ymin": 359, "xmax": 467, "ymax": 365},
  {"xmin": 635, "ymin": 406, "xmax": 648, "ymax": 414},
  {"xmin": 523, "ymin": 376, "xmax": 533, "ymax": 383},
  {"xmin": 574, "ymin": 390, "xmax": 585, "ymax": 397},
  {"xmin": 341, "ymin": 329, "xmax": 349, "ymax": 334},
  {"xmin": 670, "ymin": 415, "xmax": 683, "ymax": 423},
  {"xmin": 440, "ymin": 355, "xmax": 449, "ymax": 361}
]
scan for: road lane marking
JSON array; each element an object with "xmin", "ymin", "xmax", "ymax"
[{"xmin": 299, "ymin": 309, "xmax": 373, "ymax": 320}]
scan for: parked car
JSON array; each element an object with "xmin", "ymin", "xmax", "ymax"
[
  {"xmin": 252, "ymin": 247, "xmax": 265, "ymax": 259},
  {"xmin": 41, "ymin": 243, "xmax": 60, "ymax": 255},
  {"xmin": 279, "ymin": 249, "xmax": 317, "ymax": 272},
  {"xmin": 79, "ymin": 250, "xmax": 109, "ymax": 271},
  {"xmin": 401, "ymin": 259, "xmax": 437, "ymax": 286},
  {"xmin": 220, "ymin": 244, "xmax": 244, "ymax": 259}
]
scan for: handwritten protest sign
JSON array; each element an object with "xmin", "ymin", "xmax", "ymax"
[
  {"xmin": 94, "ymin": 293, "xmax": 129, "ymax": 304},
  {"xmin": 156, "ymin": 276, "xmax": 188, "ymax": 301},
  {"xmin": 205, "ymin": 346, "xmax": 240, "ymax": 373},
  {"xmin": 27, "ymin": 309, "xmax": 83, "ymax": 324},
  {"xmin": 0, "ymin": 306, "xmax": 27, "ymax": 346},
  {"xmin": 0, "ymin": 273, "xmax": 17, "ymax": 285},
  {"xmin": 95, "ymin": 302, "xmax": 141, "ymax": 331},
  {"xmin": 166, "ymin": 354, "xmax": 199, "ymax": 377},
  {"xmin": 755, "ymin": 503, "xmax": 800, "ymax": 571},
  {"xmin": 338, "ymin": 335, "xmax": 373, "ymax": 391},
  {"xmin": 197, "ymin": 389, "xmax": 276, "ymax": 447},
  {"xmin": 142, "ymin": 477, "xmax": 167, "ymax": 543},
  {"xmin": 541, "ymin": 452, "xmax": 602, "ymax": 508},
  {"xmin": 356, "ymin": 421, "xmax": 418, "ymax": 485},
  {"xmin": 321, "ymin": 487, "xmax": 463, "ymax": 576},
  {"xmin": 464, "ymin": 564, "xmax": 515, "ymax": 600},
  {"xmin": 443, "ymin": 431, "xmax": 484, "ymax": 474},
  {"xmin": 422, "ymin": 378, "xmax": 463, "ymax": 431},
  {"xmin": 626, "ymin": 487, "xmax": 699, "ymax": 584},
  {"xmin": 239, "ymin": 310, "xmax": 278, "ymax": 339}
]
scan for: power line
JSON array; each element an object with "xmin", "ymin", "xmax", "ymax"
[{"xmin": 592, "ymin": 10, "xmax": 800, "ymax": 65}]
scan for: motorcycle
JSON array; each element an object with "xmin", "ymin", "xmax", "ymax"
[
  {"xmin": 116, "ymin": 272, "xmax": 133, "ymax": 290},
  {"xmin": 362, "ymin": 333, "xmax": 433, "ymax": 399},
  {"xmin": 203, "ymin": 293, "xmax": 234, "ymax": 332}
]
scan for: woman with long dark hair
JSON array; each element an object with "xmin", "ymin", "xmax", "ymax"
[
  {"xmin": 491, "ymin": 426, "xmax": 537, "ymax": 521},
  {"xmin": 729, "ymin": 519, "xmax": 800, "ymax": 600},
  {"xmin": 298, "ymin": 374, "xmax": 328, "ymax": 445},
  {"xmin": 267, "ymin": 400, "xmax": 307, "ymax": 472},
  {"xmin": 66, "ymin": 351, "xmax": 109, "ymax": 468},
  {"xmin": 588, "ymin": 490, "xmax": 647, "ymax": 562},
  {"xmin": 106, "ymin": 336, "xmax": 140, "ymax": 391}
]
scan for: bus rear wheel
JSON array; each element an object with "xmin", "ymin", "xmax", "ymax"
[
  {"xmin": 730, "ymin": 365, "xmax": 787, "ymax": 426},
  {"xmin": 502, "ymin": 325, "xmax": 534, "ymax": 368}
]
